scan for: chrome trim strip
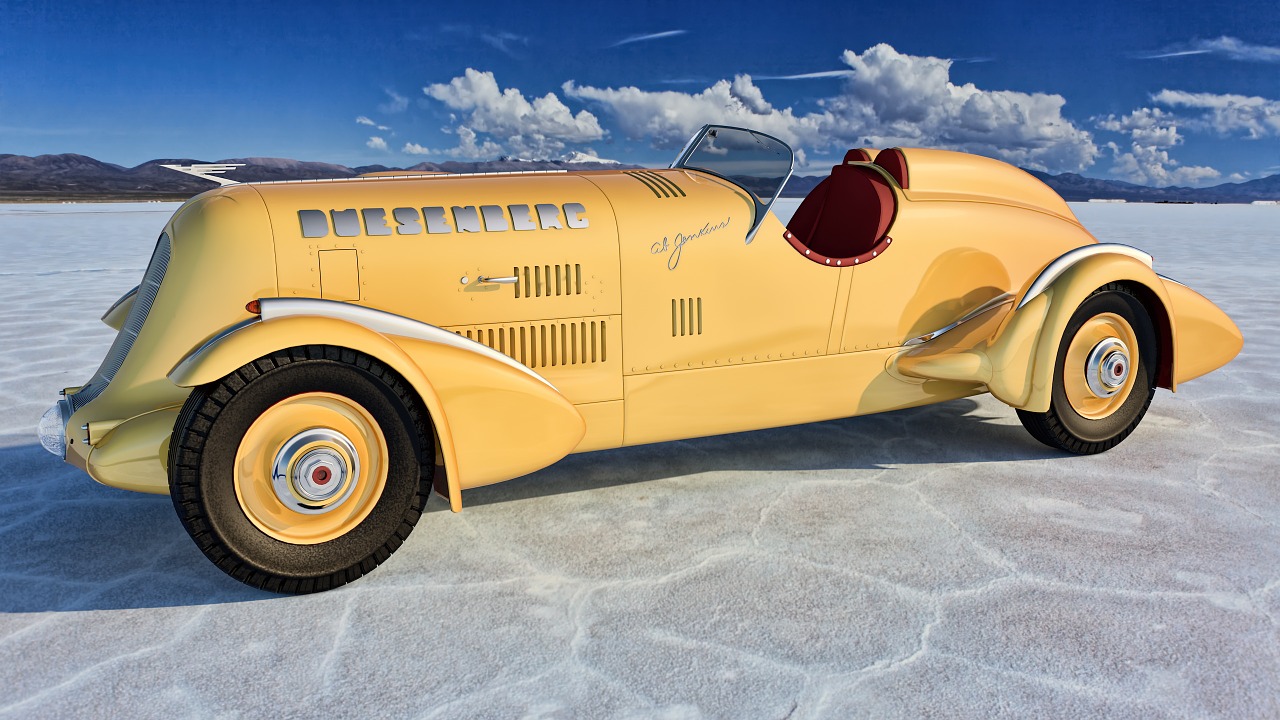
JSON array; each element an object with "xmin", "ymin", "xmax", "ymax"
[
  {"xmin": 903, "ymin": 293, "xmax": 1014, "ymax": 346},
  {"xmin": 259, "ymin": 298, "xmax": 558, "ymax": 390},
  {"xmin": 1017, "ymin": 244, "xmax": 1153, "ymax": 310},
  {"xmin": 246, "ymin": 169, "xmax": 568, "ymax": 187},
  {"xmin": 169, "ymin": 316, "xmax": 263, "ymax": 383},
  {"xmin": 747, "ymin": 161, "xmax": 794, "ymax": 246},
  {"xmin": 1156, "ymin": 273, "xmax": 1186, "ymax": 288},
  {"xmin": 160, "ymin": 163, "xmax": 245, "ymax": 186}
]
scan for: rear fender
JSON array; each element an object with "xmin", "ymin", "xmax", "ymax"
[
  {"xmin": 1159, "ymin": 279, "xmax": 1242, "ymax": 384},
  {"xmin": 169, "ymin": 299, "xmax": 585, "ymax": 511},
  {"xmin": 986, "ymin": 248, "xmax": 1176, "ymax": 412}
]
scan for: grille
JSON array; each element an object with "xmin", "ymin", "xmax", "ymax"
[
  {"xmin": 454, "ymin": 319, "xmax": 607, "ymax": 369},
  {"xmin": 68, "ymin": 233, "xmax": 171, "ymax": 412},
  {"xmin": 671, "ymin": 297, "xmax": 703, "ymax": 337},
  {"xmin": 514, "ymin": 264, "xmax": 583, "ymax": 299},
  {"xmin": 625, "ymin": 170, "xmax": 687, "ymax": 199}
]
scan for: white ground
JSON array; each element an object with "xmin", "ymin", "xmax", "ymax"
[{"xmin": 0, "ymin": 200, "xmax": 1277, "ymax": 719}]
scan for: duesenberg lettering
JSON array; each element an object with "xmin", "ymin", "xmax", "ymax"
[
  {"xmin": 298, "ymin": 202, "xmax": 589, "ymax": 238},
  {"xmin": 650, "ymin": 216, "xmax": 732, "ymax": 270}
]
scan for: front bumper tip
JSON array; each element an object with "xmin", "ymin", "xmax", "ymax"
[{"xmin": 37, "ymin": 401, "xmax": 68, "ymax": 458}]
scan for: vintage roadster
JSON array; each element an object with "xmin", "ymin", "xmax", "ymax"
[{"xmin": 38, "ymin": 125, "xmax": 1242, "ymax": 592}]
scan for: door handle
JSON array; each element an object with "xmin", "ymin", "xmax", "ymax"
[{"xmin": 478, "ymin": 275, "xmax": 518, "ymax": 284}]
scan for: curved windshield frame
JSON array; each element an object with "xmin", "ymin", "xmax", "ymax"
[{"xmin": 670, "ymin": 125, "xmax": 794, "ymax": 244}]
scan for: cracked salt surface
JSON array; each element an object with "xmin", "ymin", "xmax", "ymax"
[{"xmin": 0, "ymin": 201, "xmax": 1277, "ymax": 718}]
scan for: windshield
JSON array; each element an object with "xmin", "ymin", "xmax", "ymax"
[{"xmin": 671, "ymin": 125, "xmax": 793, "ymax": 242}]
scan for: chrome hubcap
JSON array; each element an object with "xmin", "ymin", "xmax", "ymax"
[
  {"xmin": 1085, "ymin": 338, "xmax": 1130, "ymax": 398},
  {"xmin": 271, "ymin": 428, "xmax": 360, "ymax": 514}
]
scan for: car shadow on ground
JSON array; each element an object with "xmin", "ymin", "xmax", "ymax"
[
  {"xmin": 459, "ymin": 397, "xmax": 1055, "ymax": 508},
  {"xmin": 0, "ymin": 398, "xmax": 1054, "ymax": 613}
]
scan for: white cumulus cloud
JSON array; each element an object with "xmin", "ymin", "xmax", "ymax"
[
  {"xmin": 563, "ymin": 74, "xmax": 821, "ymax": 150},
  {"xmin": 422, "ymin": 69, "xmax": 604, "ymax": 159},
  {"xmin": 1105, "ymin": 141, "xmax": 1220, "ymax": 187},
  {"xmin": 821, "ymin": 44, "xmax": 1097, "ymax": 171},
  {"xmin": 366, "ymin": 136, "xmax": 388, "ymax": 151},
  {"xmin": 356, "ymin": 115, "xmax": 390, "ymax": 131},
  {"xmin": 1094, "ymin": 107, "xmax": 1183, "ymax": 148},
  {"xmin": 565, "ymin": 43, "xmax": 1098, "ymax": 172},
  {"xmin": 1150, "ymin": 89, "xmax": 1280, "ymax": 139},
  {"xmin": 1094, "ymin": 89, "xmax": 1280, "ymax": 187}
]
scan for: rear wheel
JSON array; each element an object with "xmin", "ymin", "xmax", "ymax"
[
  {"xmin": 1017, "ymin": 283, "xmax": 1157, "ymax": 454},
  {"xmin": 169, "ymin": 346, "xmax": 433, "ymax": 593}
]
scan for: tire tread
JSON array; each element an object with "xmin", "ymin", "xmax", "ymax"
[{"xmin": 168, "ymin": 346, "xmax": 435, "ymax": 594}]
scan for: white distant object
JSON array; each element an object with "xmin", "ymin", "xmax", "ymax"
[
  {"xmin": 562, "ymin": 151, "xmax": 620, "ymax": 165},
  {"xmin": 1251, "ymin": 200, "xmax": 1279, "ymax": 205},
  {"xmin": 159, "ymin": 163, "xmax": 245, "ymax": 186},
  {"xmin": 1088, "ymin": 198, "xmax": 1127, "ymax": 203}
]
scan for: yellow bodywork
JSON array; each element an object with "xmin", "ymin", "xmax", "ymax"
[{"xmin": 60, "ymin": 144, "xmax": 1243, "ymax": 511}]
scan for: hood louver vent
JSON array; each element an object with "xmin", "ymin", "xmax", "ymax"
[
  {"xmin": 625, "ymin": 170, "xmax": 687, "ymax": 199},
  {"xmin": 514, "ymin": 264, "xmax": 583, "ymax": 299},
  {"xmin": 453, "ymin": 319, "xmax": 607, "ymax": 369}
]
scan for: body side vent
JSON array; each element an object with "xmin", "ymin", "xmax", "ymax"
[
  {"xmin": 451, "ymin": 318, "xmax": 608, "ymax": 370},
  {"xmin": 514, "ymin": 263, "xmax": 583, "ymax": 299},
  {"xmin": 671, "ymin": 297, "xmax": 704, "ymax": 337}
]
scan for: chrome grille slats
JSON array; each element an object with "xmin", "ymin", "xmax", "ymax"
[{"xmin": 68, "ymin": 233, "xmax": 171, "ymax": 413}]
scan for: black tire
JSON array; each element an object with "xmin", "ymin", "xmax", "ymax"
[
  {"xmin": 1017, "ymin": 283, "xmax": 1157, "ymax": 454},
  {"xmin": 169, "ymin": 345, "xmax": 434, "ymax": 593}
]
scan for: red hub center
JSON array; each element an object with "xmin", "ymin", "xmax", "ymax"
[
  {"xmin": 1113, "ymin": 363, "xmax": 1124, "ymax": 376},
  {"xmin": 312, "ymin": 466, "xmax": 331, "ymax": 485}
]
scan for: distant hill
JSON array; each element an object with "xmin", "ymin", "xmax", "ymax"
[
  {"xmin": 0, "ymin": 153, "xmax": 639, "ymax": 201},
  {"xmin": 2, "ymin": 151, "xmax": 1277, "ymax": 203}
]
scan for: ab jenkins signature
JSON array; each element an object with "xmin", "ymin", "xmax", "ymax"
[{"xmin": 650, "ymin": 216, "xmax": 732, "ymax": 270}]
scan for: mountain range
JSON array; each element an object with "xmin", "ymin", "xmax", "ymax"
[{"xmin": 2, "ymin": 153, "xmax": 1278, "ymax": 203}]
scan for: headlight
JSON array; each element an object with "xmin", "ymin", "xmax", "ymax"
[{"xmin": 37, "ymin": 402, "xmax": 68, "ymax": 458}]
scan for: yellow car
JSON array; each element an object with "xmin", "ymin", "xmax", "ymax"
[{"xmin": 38, "ymin": 125, "xmax": 1242, "ymax": 593}]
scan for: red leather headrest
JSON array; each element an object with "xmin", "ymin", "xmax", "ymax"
[
  {"xmin": 843, "ymin": 149, "xmax": 872, "ymax": 163},
  {"xmin": 874, "ymin": 148, "xmax": 909, "ymax": 188}
]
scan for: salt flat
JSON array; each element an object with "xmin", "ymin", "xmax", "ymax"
[{"xmin": 0, "ymin": 200, "xmax": 1276, "ymax": 719}]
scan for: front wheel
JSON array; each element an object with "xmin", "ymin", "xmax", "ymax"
[
  {"xmin": 169, "ymin": 346, "xmax": 434, "ymax": 593},
  {"xmin": 1017, "ymin": 283, "xmax": 1157, "ymax": 454}
]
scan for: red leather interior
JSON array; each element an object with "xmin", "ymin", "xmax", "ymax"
[
  {"xmin": 873, "ymin": 148, "xmax": 909, "ymax": 188},
  {"xmin": 784, "ymin": 163, "xmax": 897, "ymax": 265},
  {"xmin": 843, "ymin": 148, "xmax": 872, "ymax": 163}
]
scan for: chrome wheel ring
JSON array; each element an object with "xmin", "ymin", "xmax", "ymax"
[
  {"xmin": 271, "ymin": 428, "xmax": 361, "ymax": 514},
  {"xmin": 1085, "ymin": 338, "xmax": 1130, "ymax": 398}
]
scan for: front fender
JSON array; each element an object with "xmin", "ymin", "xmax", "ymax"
[
  {"xmin": 987, "ymin": 249, "xmax": 1175, "ymax": 412},
  {"xmin": 168, "ymin": 300, "xmax": 585, "ymax": 511}
]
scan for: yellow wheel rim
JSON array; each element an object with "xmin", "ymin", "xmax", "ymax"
[
  {"xmin": 1062, "ymin": 312, "xmax": 1140, "ymax": 420},
  {"xmin": 234, "ymin": 392, "xmax": 388, "ymax": 545}
]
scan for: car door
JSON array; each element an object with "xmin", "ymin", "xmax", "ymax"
[{"xmin": 584, "ymin": 168, "xmax": 842, "ymax": 445}]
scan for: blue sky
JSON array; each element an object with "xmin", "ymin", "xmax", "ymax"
[{"xmin": 2, "ymin": 0, "xmax": 1278, "ymax": 185}]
